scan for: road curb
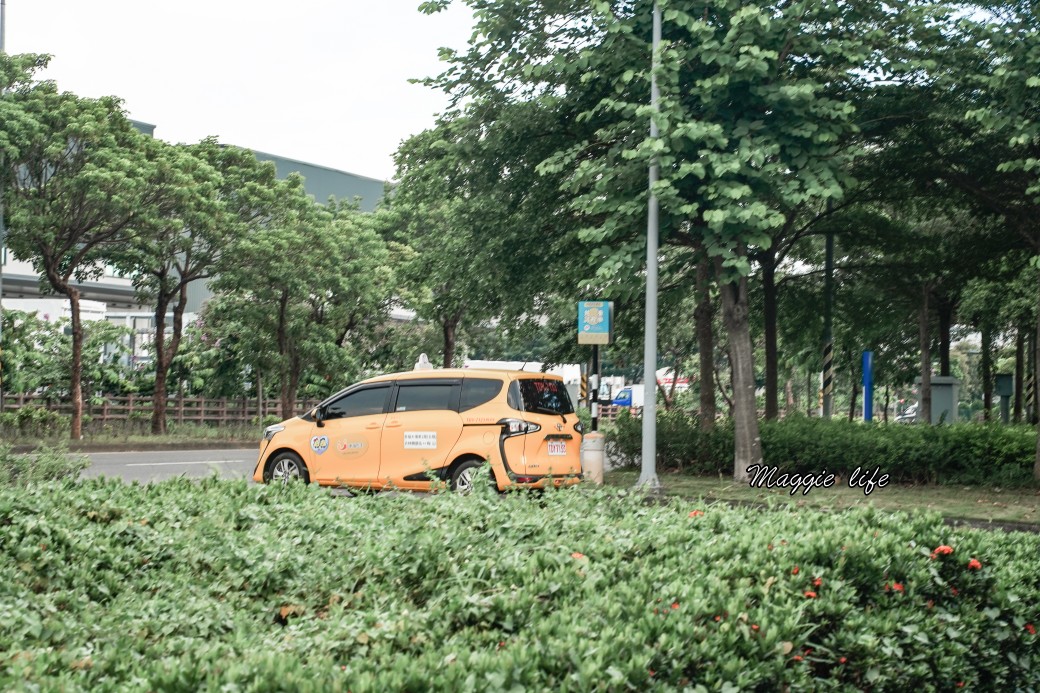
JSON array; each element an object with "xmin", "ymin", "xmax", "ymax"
[{"xmin": 10, "ymin": 441, "xmax": 257, "ymax": 454}]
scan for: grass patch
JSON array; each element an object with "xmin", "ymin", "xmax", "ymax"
[{"xmin": 605, "ymin": 469, "xmax": 1040, "ymax": 525}]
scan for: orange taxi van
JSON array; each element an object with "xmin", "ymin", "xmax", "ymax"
[{"xmin": 252, "ymin": 369, "xmax": 584, "ymax": 492}]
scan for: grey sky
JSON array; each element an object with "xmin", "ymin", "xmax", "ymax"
[{"xmin": 4, "ymin": 0, "xmax": 474, "ymax": 181}]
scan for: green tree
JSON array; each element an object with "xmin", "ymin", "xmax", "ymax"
[
  {"xmin": 0, "ymin": 54, "xmax": 188, "ymax": 438},
  {"xmin": 114, "ymin": 140, "xmax": 279, "ymax": 434},
  {"xmin": 422, "ymin": 0, "xmax": 939, "ymax": 480},
  {"xmin": 212, "ymin": 184, "xmax": 392, "ymax": 418}
]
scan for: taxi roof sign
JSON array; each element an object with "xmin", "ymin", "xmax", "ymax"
[{"xmin": 578, "ymin": 301, "xmax": 613, "ymax": 345}]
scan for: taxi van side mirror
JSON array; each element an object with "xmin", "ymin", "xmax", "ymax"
[{"xmin": 314, "ymin": 407, "xmax": 325, "ymax": 428}]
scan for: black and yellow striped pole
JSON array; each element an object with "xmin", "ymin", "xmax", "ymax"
[
  {"xmin": 822, "ymin": 341, "xmax": 834, "ymax": 417},
  {"xmin": 1026, "ymin": 373, "xmax": 1035, "ymax": 424}
]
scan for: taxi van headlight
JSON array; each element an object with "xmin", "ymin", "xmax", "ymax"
[{"xmin": 263, "ymin": 424, "xmax": 285, "ymax": 441}]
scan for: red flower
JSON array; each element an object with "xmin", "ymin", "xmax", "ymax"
[
  {"xmin": 714, "ymin": 615, "xmax": 722, "ymax": 622},
  {"xmin": 839, "ymin": 657, "xmax": 847, "ymax": 664},
  {"xmin": 955, "ymin": 683, "xmax": 964, "ymax": 688},
  {"xmin": 804, "ymin": 591, "xmax": 817, "ymax": 599},
  {"xmin": 671, "ymin": 602, "xmax": 680, "ymax": 610},
  {"xmin": 498, "ymin": 641, "xmax": 506, "ymax": 650},
  {"xmin": 931, "ymin": 545, "xmax": 954, "ymax": 560},
  {"xmin": 751, "ymin": 624, "xmax": 760, "ymax": 631},
  {"xmin": 951, "ymin": 587, "xmax": 959, "ymax": 596},
  {"xmin": 813, "ymin": 577, "xmax": 823, "ymax": 588},
  {"xmin": 892, "ymin": 582, "xmax": 905, "ymax": 593},
  {"xmin": 792, "ymin": 655, "xmax": 803, "ymax": 662},
  {"xmin": 571, "ymin": 552, "xmax": 586, "ymax": 560},
  {"xmin": 792, "ymin": 566, "xmax": 800, "ymax": 575},
  {"xmin": 1025, "ymin": 623, "xmax": 1036, "ymax": 635},
  {"xmin": 689, "ymin": 510, "xmax": 704, "ymax": 517},
  {"xmin": 967, "ymin": 558, "xmax": 982, "ymax": 570},
  {"xmin": 648, "ymin": 669, "xmax": 656, "ymax": 678}
]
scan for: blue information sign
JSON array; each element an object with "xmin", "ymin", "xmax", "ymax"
[{"xmin": 578, "ymin": 301, "xmax": 613, "ymax": 345}]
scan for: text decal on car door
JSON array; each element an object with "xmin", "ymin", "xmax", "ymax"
[{"xmin": 403, "ymin": 432, "xmax": 437, "ymax": 449}]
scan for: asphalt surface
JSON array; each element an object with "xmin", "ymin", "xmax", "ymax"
[{"xmin": 82, "ymin": 448, "xmax": 259, "ymax": 483}]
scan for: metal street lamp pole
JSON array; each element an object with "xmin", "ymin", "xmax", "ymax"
[
  {"xmin": 0, "ymin": 0, "xmax": 8, "ymax": 414},
  {"xmin": 638, "ymin": 0, "xmax": 661, "ymax": 490}
]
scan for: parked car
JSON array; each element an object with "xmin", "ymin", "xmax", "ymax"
[
  {"xmin": 896, "ymin": 403, "xmax": 918, "ymax": 424},
  {"xmin": 253, "ymin": 369, "xmax": 584, "ymax": 492}
]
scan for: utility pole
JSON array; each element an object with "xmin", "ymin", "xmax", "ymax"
[
  {"xmin": 638, "ymin": 0, "xmax": 661, "ymax": 490},
  {"xmin": 0, "ymin": 0, "xmax": 8, "ymax": 414}
]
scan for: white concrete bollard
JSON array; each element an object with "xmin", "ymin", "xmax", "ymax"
[{"xmin": 581, "ymin": 432, "xmax": 605, "ymax": 485}]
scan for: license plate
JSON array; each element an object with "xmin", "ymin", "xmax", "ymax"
[{"xmin": 548, "ymin": 440, "xmax": 567, "ymax": 456}]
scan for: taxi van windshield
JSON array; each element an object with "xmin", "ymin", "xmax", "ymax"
[{"xmin": 508, "ymin": 378, "xmax": 575, "ymax": 415}]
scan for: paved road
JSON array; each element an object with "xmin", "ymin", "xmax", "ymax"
[{"xmin": 82, "ymin": 448, "xmax": 259, "ymax": 484}]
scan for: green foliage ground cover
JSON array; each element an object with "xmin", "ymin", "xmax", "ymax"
[
  {"xmin": 1, "ymin": 480, "xmax": 1038, "ymax": 691},
  {"xmin": 609, "ymin": 411, "xmax": 1039, "ymax": 486}
]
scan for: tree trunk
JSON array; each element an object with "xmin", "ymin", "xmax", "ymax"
[
  {"xmin": 938, "ymin": 300, "xmax": 953, "ymax": 377},
  {"xmin": 276, "ymin": 289, "xmax": 293, "ymax": 420},
  {"xmin": 981, "ymin": 323, "xmax": 993, "ymax": 422},
  {"xmin": 784, "ymin": 377, "xmax": 795, "ymax": 417},
  {"xmin": 68, "ymin": 288, "xmax": 85, "ymax": 439},
  {"xmin": 151, "ymin": 284, "xmax": 191, "ymax": 434},
  {"xmin": 695, "ymin": 254, "xmax": 716, "ymax": 429},
  {"xmin": 848, "ymin": 377, "xmax": 858, "ymax": 422},
  {"xmin": 715, "ymin": 259, "xmax": 763, "ymax": 482},
  {"xmin": 1014, "ymin": 327, "xmax": 1024, "ymax": 423},
  {"xmin": 919, "ymin": 285, "xmax": 932, "ymax": 424},
  {"xmin": 151, "ymin": 296, "xmax": 171, "ymax": 435},
  {"xmin": 285, "ymin": 354, "xmax": 301, "ymax": 421},
  {"xmin": 257, "ymin": 370, "xmax": 264, "ymax": 422},
  {"xmin": 442, "ymin": 313, "xmax": 461, "ymax": 368},
  {"xmin": 883, "ymin": 384, "xmax": 890, "ymax": 423},
  {"xmin": 762, "ymin": 249, "xmax": 779, "ymax": 420},
  {"xmin": 1034, "ymin": 273, "xmax": 1040, "ymax": 479}
]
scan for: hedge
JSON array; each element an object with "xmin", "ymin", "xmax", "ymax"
[
  {"xmin": 1, "ymin": 478, "xmax": 1037, "ymax": 690},
  {"xmin": 0, "ymin": 443, "xmax": 89, "ymax": 487},
  {"xmin": 608, "ymin": 410, "xmax": 1039, "ymax": 486}
]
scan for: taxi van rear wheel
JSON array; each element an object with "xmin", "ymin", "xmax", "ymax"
[
  {"xmin": 266, "ymin": 451, "xmax": 310, "ymax": 485},
  {"xmin": 450, "ymin": 459, "xmax": 493, "ymax": 494}
]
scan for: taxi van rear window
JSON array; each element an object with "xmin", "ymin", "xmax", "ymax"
[{"xmin": 509, "ymin": 378, "xmax": 574, "ymax": 415}]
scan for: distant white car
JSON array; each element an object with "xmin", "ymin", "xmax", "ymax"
[{"xmin": 896, "ymin": 403, "xmax": 918, "ymax": 424}]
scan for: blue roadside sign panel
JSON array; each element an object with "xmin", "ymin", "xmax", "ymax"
[{"xmin": 578, "ymin": 301, "xmax": 613, "ymax": 345}]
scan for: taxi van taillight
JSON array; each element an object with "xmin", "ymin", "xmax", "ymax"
[{"xmin": 499, "ymin": 418, "xmax": 541, "ymax": 437}]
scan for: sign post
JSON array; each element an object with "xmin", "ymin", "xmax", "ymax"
[
  {"xmin": 862, "ymin": 351, "xmax": 874, "ymax": 422},
  {"xmin": 578, "ymin": 301, "xmax": 613, "ymax": 431}
]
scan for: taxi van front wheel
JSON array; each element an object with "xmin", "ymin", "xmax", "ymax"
[{"xmin": 265, "ymin": 451, "xmax": 310, "ymax": 485}]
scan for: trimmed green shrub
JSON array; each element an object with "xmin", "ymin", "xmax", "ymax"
[
  {"xmin": 609, "ymin": 412, "xmax": 1039, "ymax": 486},
  {"xmin": 0, "ymin": 406, "xmax": 71, "ymax": 439},
  {"xmin": 0, "ymin": 443, "xmax": 90, "ymax": 487},
  {"xmin": 0, "ymin": 480, "xmax": 1037, "ymax": 690}
]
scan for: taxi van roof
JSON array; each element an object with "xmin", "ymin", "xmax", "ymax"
[{"xmin": 363, "ymin": 368, "xmax": 564, "ymax": 383}]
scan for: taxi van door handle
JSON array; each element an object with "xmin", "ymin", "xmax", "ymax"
[
  {"xmin": 365, "ymin": 423, "xmax": 381, "ymax": 429},
  {"xmin": 385, "ymin": 421, "xmax": 402, "ymax": 428}
]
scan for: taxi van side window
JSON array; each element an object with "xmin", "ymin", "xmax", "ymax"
[
  {"xmin": 325, "ymin": 385, "xmax": 390, "ymax": 420},
  {"xmin": 460, "ymin": 378, "xmax": 502, "ymax": 411},
  {"xmin": 394, "ymin": 383, "xmax": 456, "ymax": 412}
]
